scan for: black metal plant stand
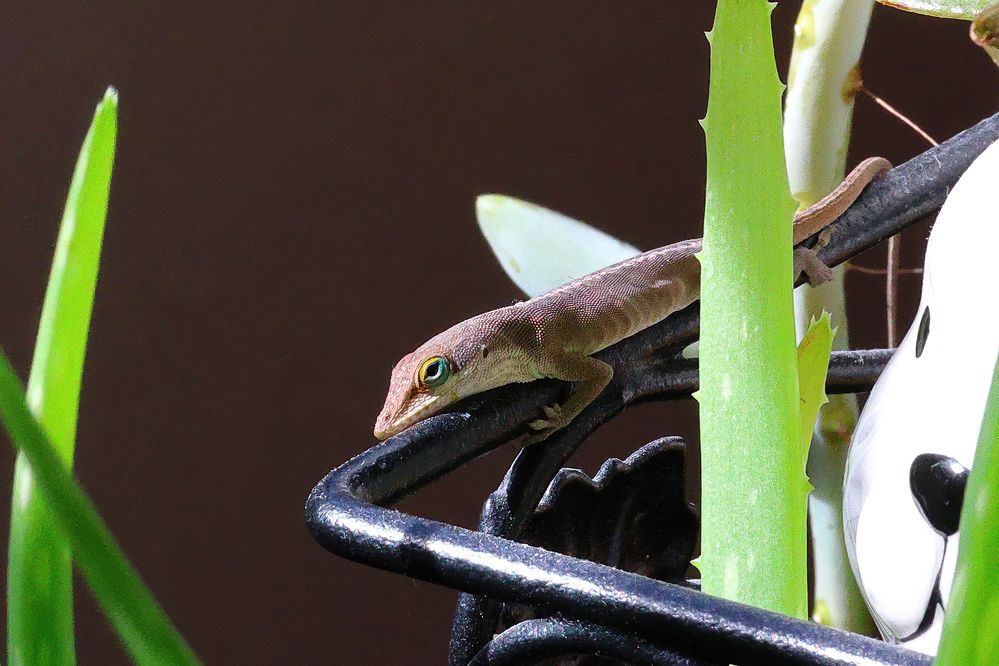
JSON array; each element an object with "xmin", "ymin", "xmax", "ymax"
[{"xmin": 306, "ymin": 112, "xmax": 999, "ymax": 665}]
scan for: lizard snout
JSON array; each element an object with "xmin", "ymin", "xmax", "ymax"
[{"xmin": 373, "ymin": 390, "xmax": 444, "ymax": 440}]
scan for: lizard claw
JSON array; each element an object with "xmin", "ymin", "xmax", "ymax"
[
  {"xmin": 541, "ymin": 403, "xmax": 562, "ymax": 420},
  {"xmin": 527, "ymin": 403, "xmax": 562, "ymax": 431},
  {"xmin": 794, "ymin": 246, "xmax": 833, "ymax": 287},
  {"xmin": 528, "ymin": 403, "xmax": 562, "ymax": 430},
  {"xmin": 528, "ymin": 418, "xmax": 550, "ymax": 431},
  {"xmin": 524, "ymin": 403, "xmax": 564, "ymax": 445}
]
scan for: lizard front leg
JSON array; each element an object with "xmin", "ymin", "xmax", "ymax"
[{"xmin": 525, "ymin": 353, "xmax": 614, "ymax": 445}]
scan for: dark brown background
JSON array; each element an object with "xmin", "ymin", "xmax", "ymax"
[{"xmin": 0, "ymin": 2, "xmax": 994, "ymax": 663}]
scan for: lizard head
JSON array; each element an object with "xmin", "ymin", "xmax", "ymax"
[{"xmin": 374, "ymin": 316, "xmax": 519, "ymax": 440}]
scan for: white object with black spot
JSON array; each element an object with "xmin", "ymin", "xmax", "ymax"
[{"xmin": 843, "ymin": 140, "xmax": 999, "ymax": 655}]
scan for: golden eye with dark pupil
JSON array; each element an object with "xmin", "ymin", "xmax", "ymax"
[{"xmin": 419, "ymin": 356, "xmax": 450, "ymax": 388}]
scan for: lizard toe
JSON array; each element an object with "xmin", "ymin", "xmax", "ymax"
[
  {"xmin": 528, "ymin": 418, "xmax": 551, "ymax": 431},
  {"xmin": 793, "ymin": 246, "xmax": 833, "ymax": 287}
]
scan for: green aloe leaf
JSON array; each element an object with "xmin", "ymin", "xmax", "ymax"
[
  {"xmin": 697, "ymin": 0, "xmax": 807, "ymax": 617},
  {"xmin": 7, "ymin": 88, "xmax": 117, "ymax": 665},
  {"xmin": 0, "ymin": 350, "xmax": 200, "ymax": 665},
  {"xmin": 936, "ymin": 357, "xmax": 999, "ymax": 665},
  {"xmin": 877, "ymin": 0, "xmax": 991, "ymax": 19}
]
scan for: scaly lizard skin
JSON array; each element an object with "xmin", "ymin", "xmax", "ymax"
[{"xmin": 374, "ymin": 157, "xmax": 890, "ymax": 443}]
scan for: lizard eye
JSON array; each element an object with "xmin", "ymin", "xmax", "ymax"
[{"xmin": 418, "ymin": 356, "xmax": 451, "ymax": 389}]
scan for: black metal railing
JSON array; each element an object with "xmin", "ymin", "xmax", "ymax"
[{"xmin": 306, "ymin": 111, "xmax": 999, "ymax": 665}]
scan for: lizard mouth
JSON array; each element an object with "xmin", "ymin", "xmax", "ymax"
[{"xmin": 373, "ymin": 393, "xmax": 444, "ymax": 440}]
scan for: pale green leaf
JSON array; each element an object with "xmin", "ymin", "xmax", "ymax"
[
  {"xmin": 476, "ymin": 194, "xmax": 640, "ymax": 297},
  {"xmin": 877, "ymin": 0, "xmax": 990, "ymax": 19},
  {"xmin": 796, "ymin": 313, "xmax": 834, "ymax": 471}
]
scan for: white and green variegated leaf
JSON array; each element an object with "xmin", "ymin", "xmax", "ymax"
[
  {"xmin": 476, "ymin": 194, "xmax": 640, "ymax": 298},
  {"xmin": 877, "ymin": 0, "xmax": 991, "ymax": 19}
]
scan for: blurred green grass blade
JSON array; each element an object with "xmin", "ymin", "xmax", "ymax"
[
  {"xmin": 0, "ymin": 352, "xmax": 200, "ymax": 665},
  {"xmin": 698, "ymin": 0, "xmax": 807, "ymax": 617},
  {"xmin": 7, "ymin": 88, "xmax": 117, "ymax": 665},
  {"xmin": 26, "ymin": 89, "xmax": 117, "ymax": 460},
  {"xmin": 936, "ymin": 356, "xmax": 999, "ymax": 665}
]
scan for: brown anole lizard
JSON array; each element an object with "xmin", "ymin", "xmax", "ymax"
[{"xmin": 374, "ymin": 157, "xmax": 890, "ymax": 443}]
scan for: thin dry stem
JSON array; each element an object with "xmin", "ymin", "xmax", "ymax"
[{"xmin": 859, "ymin": 83, "xmax": 938, "ymax": 348}]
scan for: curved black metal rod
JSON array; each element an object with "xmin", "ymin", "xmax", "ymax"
[
  {"xmin": 468, "ymin": 618, "xmax": 718, "ymax": 666},
  {"xmin": 312, "ymin": 351, "xmax": 897, "ymax": 665},
  {"xmin": 306, "ymin": 438, "xmax": 929, "ymax": 665},
  {"xmin": 447, "ymin": 110, "xmax": 999, "ymax": 661},
  {"xmin": 307, "ymin": 111, "xmax": 999, "ymax": 665}
]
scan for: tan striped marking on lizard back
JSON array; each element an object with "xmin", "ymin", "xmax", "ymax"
[{"xmin": 518, "ymin": 238, "xmax": 703, "ymax": 355}]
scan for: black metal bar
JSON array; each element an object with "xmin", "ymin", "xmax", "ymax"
[
  {"xmin": 632, "ymin": 348, "xmax": 895, "ymax": 402},
  {"xmin": 306, "ymin": 445, "xmax": 929, "ymax": 665},
  {"xmin": 824, "ymin": 348, "xmax": 896, "ymax": 394},
  {"xmin": 468, "ymin": 618, "xmax": 718, "ymax": 665},
  {"xmin": 816, "ymin": 111, "xmax": 999, "ymax": 269}
]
